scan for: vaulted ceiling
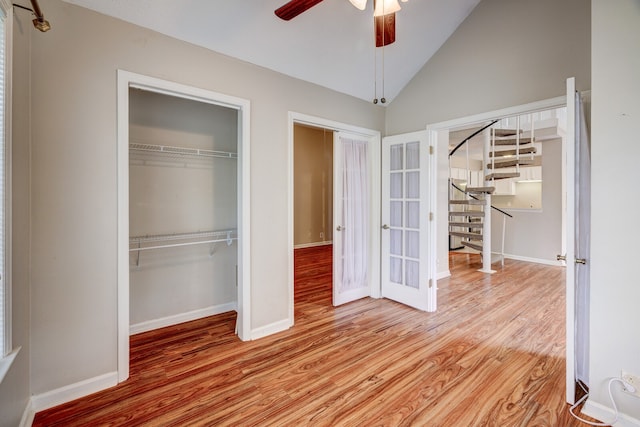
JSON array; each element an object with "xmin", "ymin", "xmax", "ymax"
[{"xmin": 62, "ymin": 0, "xmax": 481, "ymax": 104}]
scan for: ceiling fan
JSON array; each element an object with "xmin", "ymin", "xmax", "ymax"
[{"xmin": 275, "ymin": 0, "xmax": 408, "ymax": 47}]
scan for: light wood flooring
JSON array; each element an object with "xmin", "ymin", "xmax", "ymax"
[{"xmin": 33, "ymin": 246, "xmax": 597, "ymax": 426}]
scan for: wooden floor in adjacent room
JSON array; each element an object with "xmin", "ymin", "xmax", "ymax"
[{"xmin": 34, "ymin": 246, "xmax": 597, "ymax": 426}]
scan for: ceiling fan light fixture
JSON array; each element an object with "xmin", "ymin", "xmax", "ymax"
[
  {"xmin": 373, "ymin": 0, "xmax": 401, "ymax": 17},
  {"xmin": 348, "ymin": 0, "xmax": 367, "ymax": 11}
]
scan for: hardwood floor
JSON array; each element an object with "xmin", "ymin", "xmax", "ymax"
[{"xmin": 34, "ymin": 246, "xmax": 596, "ymax": 426}]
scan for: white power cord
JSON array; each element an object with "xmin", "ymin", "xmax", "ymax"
[{"xmin": 569, "ymin": 377, "xmax": 636, "ymax": 426}]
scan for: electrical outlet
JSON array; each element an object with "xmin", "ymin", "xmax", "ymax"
[
  {"xmin": 320, "ymin": 232, "xmax": 324, "ymax": 240},
  {"xmin": 621, "ymin": 371, "xmax": 640, "ymax": 398}
]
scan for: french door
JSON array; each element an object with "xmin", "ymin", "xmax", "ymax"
[
  {"xmin": 332, "ymin": 132, "xmax": 372, "ymax": 305},
  {"xmin": 564, "ymin": 77, "xmax": 591, "ymax": 404},
  {"xmin": 381, "ymin": 131, "xmax": 435, "ymax": 311}
]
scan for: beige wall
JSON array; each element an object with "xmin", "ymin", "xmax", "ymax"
[
  {"xmin": 22, "ymin": 0, "xmax": 383, "ymax": 396},
  {"xmin": 0, "ymin": 7, "xmax": 32, "ymax": 427},
  {"xmin": 293, "ymin": 125, "xmax": 333, "ymax": 247}
]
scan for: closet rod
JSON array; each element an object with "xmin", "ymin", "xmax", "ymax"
[
  {"xmin": 129, "ymin": 142, "xmax": 237, "ymax": 159},
  {"xmin": 130, "ymin": 229, "xmax": 236, "ymax": 244},
  {"xmin": 129, "ymin": 237, "xmax": 237, "ymax": 253}
]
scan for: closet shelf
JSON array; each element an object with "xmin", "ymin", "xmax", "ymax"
[
  {"xmin": 130, "ymin": 229, "xmax": 237, "ymax": 253},
  {"xmin": 130, "ymin": 142, "xmax": 237, "ymax": 159}
]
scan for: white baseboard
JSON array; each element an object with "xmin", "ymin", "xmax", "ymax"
[
  {"xmin": 437, "ymin": 270, "xmax": 451, "ymax": 280},
  {"xmin": 294, "ymin": 241, "xmax": 333, "ymax": 249},
  {"xmin": 31, "ymin": 371, "xmax": 118, "ymax": 413},
  {"xmin": 583, "ymin": 397, "xmax": 640, "ymax": 427},
  {"xmin": 19, "ymin": 399, "xmax": 35, "ymax": 427},
  {"xmin": 251, "ymin": 318, "xmax": 292, "ymax": 340},
  {"xmin": 496, "ymin": 253, "xmax": 563, "ymax": 267},
  {"xmin": 130, "ymin": 302, "xmax": 237, "ymax": 335}
]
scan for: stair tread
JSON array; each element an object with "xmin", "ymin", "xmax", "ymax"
[
  {"xmin": 466, "ymin": 186, "xmax": 495, "ymax": 194},
  {"xmin": 450, "ymin": 222, "xmax": 484, "ymax": 228},
  {"xmin": 486, "ymin": 172, "xmax": 520, "ymax": 180},
  {"xmin": 449, "ymin": 231, "xmax": 483, "ymax": 240},
  {"xmin": 449, "ymin": 199, "xmax": 486, "ymax": 205},
  {"xmin": 490, "ymin": 146, "xmax": 537, "ymax": 157},
  {"xmin": 487, "ymin": 158, "xmax": 535, "ymax": 169},
  {"xmin": 461, "ymin": 241, "xmax": 483, "ymax": 251},
  {"xmin": 449, "ymin": 211, "xmax": 485, "ymax": 217},
  {"xmin": 492, "ymin": 137, "xmax": 533, "ymax": 146},
  {"xmin": 492, "ymin": 128, "xmax": 522, "ymax": 137}
]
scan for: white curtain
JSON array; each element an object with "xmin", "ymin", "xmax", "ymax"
[
  {"xmin": 341, "ymin": 138, "xmax": 369, "ymax": 291},
  {"xmin": 575, "ymin": 92, "xmax": 591, "ymax": 385}
]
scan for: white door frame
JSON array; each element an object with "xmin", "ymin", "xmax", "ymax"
[
  {"xmin": 287, "ymin": 112, "xmax": 381, "ymax": 323},
  {"xmin": 116, "ymin": 70, "xmax": 251, "ymax": 382}
]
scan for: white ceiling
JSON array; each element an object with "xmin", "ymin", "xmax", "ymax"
[{"xmin": 61, "ymin": 0, "xmax": 480, "ymax": 103}]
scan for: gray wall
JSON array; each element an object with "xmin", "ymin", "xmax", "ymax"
[
  {"xmin": 490, "ymin": 139, "xmax": 563, "ymax": 263},
  {"xmin": 386, "ymin": 0, "xmax": 591, "ymax": 132},
  {"xmin": 22, "ymin": 0, "xmax": 383, "ymax": 398},
  {"xmin": 386, "ymin": 0, "xmax": 591, "ymax": 278},
  {"xmin": 589, "ymin": 0, "xmax": 640, "ymax": 421},
  {"xmin": 0, "ymin": 8, "xmax": 32, "ymax": 427}
]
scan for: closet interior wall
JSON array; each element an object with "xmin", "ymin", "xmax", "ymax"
[{"xmin": 128, "ymin": 88, "xmax": 238, "ymax": 333}]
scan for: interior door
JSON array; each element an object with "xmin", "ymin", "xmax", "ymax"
[
  {"xmin": 564, "ymin": 77, "xmax": 591, "ymax": 404},
  {"xmin": 381, "ymin": 131, "xmax": 435, "ymax": 311},
  {"xmin": 332, "ymin": 132, "xmax": 372, "ymax": 305}
]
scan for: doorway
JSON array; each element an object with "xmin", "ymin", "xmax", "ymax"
[
  {"xmin": 117, "ymin": 71, "xmax": 251, "ymax": 382},
  {"xmin": 293, "ymin": 124, "xmax": 334, "ymax": 309},
  {"xmin": 427, "ymin": 82, "xmax": 589, "ymax": 405},
  {"xmin": 287, "ymin": 112, "xmax": 381, "ymax": 325}
]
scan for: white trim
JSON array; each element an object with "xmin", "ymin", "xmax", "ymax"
[
  {"xmin": 293, "ymin": 241, "xmax": 333, "ymax": 249},
  {"xmin": 427, "ymin": 96, "xmax": 566, "ymax": 131},
  {"xmin": 31, "ymin": 372, "xmax": 119, "ymax": 412},
  {"xmin": 436, "ymin": 270, "xmax": 451, "ymax": 280},
  {"xmin": 117, "ymin": 70, "xmax": 252, "ymax": 383},
  {"xmin": 250, "ymin": 318, "xmax": 292, "ymax": 340},
  {"xmin": 498, "ymin": 253, "xmax": 564, "ymax": 267},
  {"xmin": 129, "ymin": 303, "xmax": 237, "ymax": 335},
  {"xmin": 19, "ymin": 400, "xmax": 34, "ymax": 427},
  {"xmin": 0, "ymin": 346, "xmax": 18, "ymax": 384},
  {"xmin": 1, "ymin": 0, "xmax": 13, "ymax": 360},
  {"xmin": 582, "ymin": 397, "xmax": 640, "ymax": 427},
  {"xmin": 287, "ymin": 112, "xmax": 381, "ymax": 325}
]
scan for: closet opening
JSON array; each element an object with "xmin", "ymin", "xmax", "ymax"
[
  {"xmin": 128, "ymin": 88, "xmax": 239, "ymax": 336},
  {"xmin": 293, "ymin": 124, "xmax": 334, "ymax": 310},
  {"xmin": 117, "ymin": 70, "xmax": 251, "ymax": 382}
]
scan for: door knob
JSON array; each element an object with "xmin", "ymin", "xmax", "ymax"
[
  {"xmin": 382, "ymin": 224, "xmax": 390, "ymax": 230},
  {"xmin": 336, "ymin": 225, "xmax": 344, "ymax": 231},
  {"xmin": 556, "ymin": 254, "xmax": 566, "ymax": 261}
]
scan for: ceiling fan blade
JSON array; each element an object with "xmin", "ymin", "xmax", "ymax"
[
  {"xmin": 275, "ymin": 0, "xmax": 325, "ymax": 21},
  {"xmin": 375, "ymin": 12, "xmax": 396, "ymax": 47}
]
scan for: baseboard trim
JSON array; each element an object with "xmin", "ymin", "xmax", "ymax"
[
  {"xmin": 130, "ymin": 302, "xmax": 237, "ymax": 335},
  {"xmin": 19, "ymin": 399, "xmax": 35, "ymax": 427},
  {"xmin": 251, "ymin": 318, "xmax": 292, "ymax": 340},
  {"xmin": 31, "ymin": 371, "xmax": 118, "ymax": 413},
  {"xmin": 294, "ymin": 241, "xmax": 333, "ymax": 249},
  {"xmin": 582, "ymin": 397, "xmax": 640, "ymax": 427},
  {"xmin": 496, "ymin": 253, "xmax": 563, "ymax": 267},
  {"xmin": 437, "ymin": 270, "xmax": 451, "ymax": 280}
]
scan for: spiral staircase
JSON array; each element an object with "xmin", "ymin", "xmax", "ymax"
[{"xmin": 449, "ymin": 125, "xmax": 536, "ymax": 270}]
